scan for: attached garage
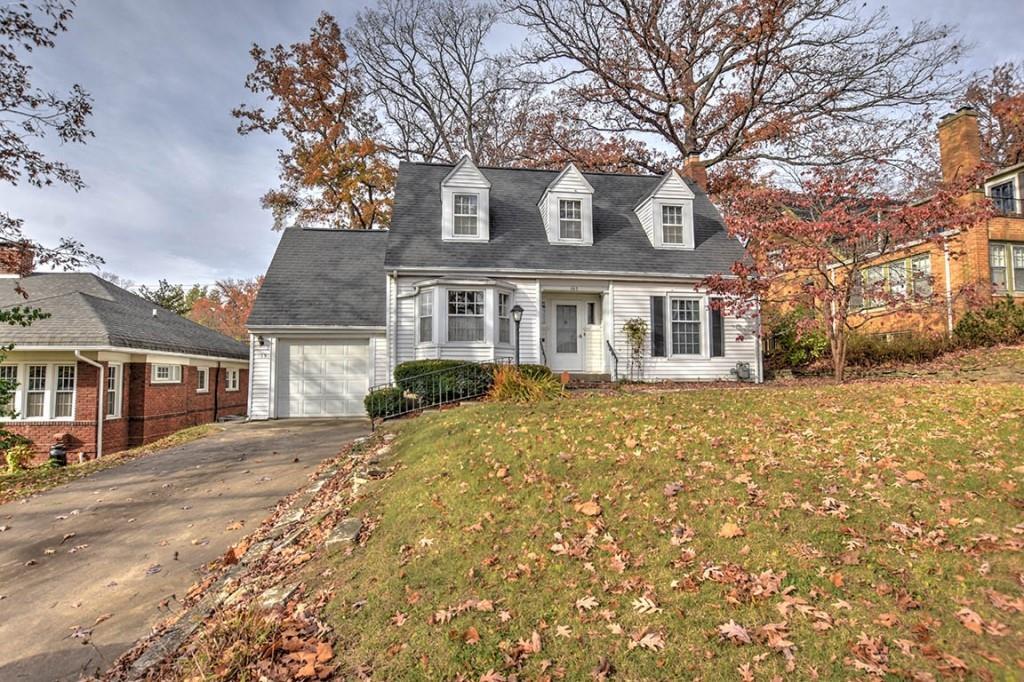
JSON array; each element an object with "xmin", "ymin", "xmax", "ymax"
[{"xmin": 275, "ymin": 339, "xmax": 370, "ymax": 418}]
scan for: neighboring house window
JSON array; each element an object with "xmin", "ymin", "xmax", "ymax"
[
  {"xmin": 226, "ymin": 368, "xmax": 240, "ymax": 392},
  {"xmin": 106, "ymin": 363, "xmax": 122, "ymax": 418},
  {"xmin": 991, "ymin": 243, "xmax": 1008, "ymax": 292},
  {"xmin": 25, "ymin": 365, "xmax": 47, "ymax": 418},
  {"xmin": 196, "ymin": 367, "xmax": 209, "ymax": 393},
  {"xmin": 670, "ymin": 298, "xmax": 701, "ymax": 355},
  {"xmin": 559, "ymin": 199, "xmax": 583, "ymax": 240},
  {"xmin": 662, "ymin": 205, "xmax": 685, "ymax": 244},
  {"xmin": 990, "ymin": 242, "xmax": 1024, "ymax": 292},
  {"xmin": 888, "ymin": 261, "xmax": 908, "ymax": 297},
  {"xmin": 0, "ymin": 365, "xmax": 17, "ymax": 414},
  {"xmin": 447, "ymin": 289, "xmax": 485, "ymax": 342},
  {"xmin": 152, "ymin": 364, "xmax": 182, "ymax": 384},
  {"xmin": 990, "ymin": 181, "xmax": 1016, "ymax": 214},
  {"xmin": 911, "ymin": 254, "xmax": 931, "ymax": 298},
  {"xmin": 453, "ymin": 193, "xmax": 479, "ymax": 236},
  {"xmin": 418, "ymin": 290, "xmax": 433, "ymax": 344},
  {"xmin": 497, "ymin": 293, "xmax": 511, "ymax": 344},
  {"xmin": 862, "ymin": 265, "xmax": 886, "ymax": 308},
  {"xmin": 54, "ymin": 365, "xmax": 76, "ymax": 418}
]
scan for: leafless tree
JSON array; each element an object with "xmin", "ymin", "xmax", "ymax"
[{"xmin": 506, "ymin": 0, "xmax": 967, "ymax": 178}]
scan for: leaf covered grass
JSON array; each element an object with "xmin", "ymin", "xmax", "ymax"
[
  {"xmin": 322, "ymin": 382, "xmax": 1024, "ymax": 680},
  {"xmin": 0, "ymin": 424, "xmax": 217, "ymax": 504}
]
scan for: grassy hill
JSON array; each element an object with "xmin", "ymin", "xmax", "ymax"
[{"xmin": 319, "ymin": 381, "xmax": 1024, "ymax": 680}]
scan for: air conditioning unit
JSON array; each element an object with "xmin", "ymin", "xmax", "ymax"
[{"xmin": 731, "ymin": 361, "xmax": 752, "ymax": 382}]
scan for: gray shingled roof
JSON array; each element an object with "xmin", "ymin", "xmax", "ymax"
[
  {"xmin": 0, "ymin": 273, "xmax": 249, "ymax": 359},
  {"xmin": 385, "ymin": 162, "xmax": 745, "ymax": 275},
  {"xmin": 247, "ymin": 228, "xmax": 387, "ymax": 328}
]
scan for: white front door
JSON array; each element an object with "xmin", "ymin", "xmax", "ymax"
[
  {"xmin": 549, "ymin": 302, "xmax": 584, "ymax": 371},
  {"xmin": 275, "ymin": 339, "xmax": 369, "ymax": 417}
]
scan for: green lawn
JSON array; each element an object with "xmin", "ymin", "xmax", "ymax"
[{"xmin": 321, "ymin": 382, "xmax": 1024, "ymax": 680}]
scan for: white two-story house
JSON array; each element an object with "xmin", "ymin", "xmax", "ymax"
[{"xmin": 246, "ymin": 158, "xmax": 761, "ymax": 419}]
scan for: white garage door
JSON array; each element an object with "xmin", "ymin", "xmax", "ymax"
[{"xmin": 276, "ymin": 339, "xmax": 370, "ymax": 417}]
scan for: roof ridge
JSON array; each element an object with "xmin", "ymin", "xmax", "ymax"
[{"xmin": 398, "ymin": 159, "xmax": 662, "ymax": 179}]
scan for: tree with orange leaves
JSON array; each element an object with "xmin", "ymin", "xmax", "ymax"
[
  {"xmin": 188, "ymin": 278, "xmax": 264, "ymax": 342},
  {"xmin": 964, "ymin": 62, "xmax": 1024, "ymax": 168},
  {"xmin": 701, "ymin": 167, "xmax": 992, "ymax": 382},
  {"xmin": 234, "ymin": 14, "xmax": 393, "ymax": 230}
]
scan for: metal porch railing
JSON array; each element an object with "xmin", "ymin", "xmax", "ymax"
[{"xmin": 606, "ymin": 340, "xmax": 619, "ymax": 381}]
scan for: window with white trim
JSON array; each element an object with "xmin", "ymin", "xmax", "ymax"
[
  {"xmin": 54, "ymin": 365, "xmax": 76, "ymax": 418},
  {"xmin": 152, "ymin": 364, "xmax": 182, "ymax": 384},
  {"xmin": 670, "ymin": 299, "xmax": 702, "ymax": 355},
  {"xmin": 196, "ymin": 367, "xmax": 209, "ymax": 393},
  {"xmin": 418, "ymin": 289, "xmax": 433, "ymax": 344},
  {"xmin": 447, "ymin": 289, "xmax": 485, "ymax": 342},
  {"xmin": 0, "ymin": 365, "xmax": 17, "ymax": 415},
  {"xmin": 497, "ymin": 293, "xmax": 511, "ymax": 345},
  {"xmin": 452, "ymin": 193, "xmax": 479, "ymax": 236},
  {"xmin": 990, "ymin": 242, "xmax": 1024, "ymax": 293},
  {"xmin": 226, "ymin": 368, "xmax": 240, "ymax": 392},
  {"xmin": 662, "ymin": 205, "xmax": 685, "ymax": 244},
  {"xmin": 559, "ymin": 199, "xmax": 583, "ymax": 240},
  {"xmin": 106, "ymin": 363, "xmax": 122, "ymax": 418},
  {"xmin": 25, "ymin": 365, "xmax": 47, "ymax": 418}
]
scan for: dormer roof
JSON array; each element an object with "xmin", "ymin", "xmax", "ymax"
[
  {"xmin": 442, "ymin": 154, "xmax": 491, "ymax": 188},
  {"xmin": 537, "ymin": 162, "xmax": 593, "ymax": 205}
]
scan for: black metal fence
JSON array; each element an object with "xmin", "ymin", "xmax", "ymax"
[{"xmin": 367, "ymin": 360, "xmax": 505, "ymax": 425}]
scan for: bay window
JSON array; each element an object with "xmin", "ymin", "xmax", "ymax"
[
  {"xmin": 498, "ymin": 293, "xmax": 511, "ymax": 344},
  {"xmin": 447, "ymin": 290, "xmax": 485, "ymax": 342},
  {"xmin": 418, "ymin": 290, "xmax": 433, "ymax": 344}
]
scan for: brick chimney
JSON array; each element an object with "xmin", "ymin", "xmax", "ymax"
[
  {"xmin": 0, "ymin": 242, "xmax": 35, "ymax": 278},
  {"xmin": 937, "ymin": 106, "xmax": 981, "ymax": 183},
  {"xmin": 682, "ymin": 152, "xmax": 708, "ymax": 191}
]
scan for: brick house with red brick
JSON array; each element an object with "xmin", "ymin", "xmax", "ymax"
[{"xmin": 0, "ymin": 271, "xmax": 249, "ymax": 462}]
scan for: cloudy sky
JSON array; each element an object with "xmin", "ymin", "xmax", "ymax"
[{"xmin": 2, "ymin": 0, "xmax": 1022, "ymax": 287}]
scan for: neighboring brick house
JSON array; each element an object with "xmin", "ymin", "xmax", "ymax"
[
  {"xmin": 0, "ymin": 267, "xmax": 249, "ymax": 462},
  {"xmin": 851, "ymin": 107, "xmax": 1024, "ymax": 336}
]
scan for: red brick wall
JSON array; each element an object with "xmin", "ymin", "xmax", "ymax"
[{"xmin": 3, "ymin": 360, "xmax": 248, "ymax": 463}]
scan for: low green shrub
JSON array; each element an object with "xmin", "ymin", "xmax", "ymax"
[
  {"xmin": 764, "ymin": 308, "xmax": 828, "ymax": 369},
  {"xmin": 5, "ymin": 443, "xmax": 34, "ymax": 473},
  {"xmin": 954, "ymin": 296, "xmax": 1024, "ymax": 348},
  {"xmin": 517, "ymin": 364, "xmax": 554, "ymax": 381},
  {"xmin": 488, "ymin": 364, "xmax": 564, "ymax": 403},
  {"xmin": 844, "ymin": 332, "xmax": 954, "ymax": 367},
  {"xmin": 364, "ymin": 387, "xmax": 417, "ymax": 420},
  {"xmin": 394, "ymin": 360, "xmax": 494, "ymax": 404}
]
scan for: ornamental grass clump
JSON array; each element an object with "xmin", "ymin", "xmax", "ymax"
[{"xmin": 487, "ymin": 364, "xmax": 564, "ymax": 403}]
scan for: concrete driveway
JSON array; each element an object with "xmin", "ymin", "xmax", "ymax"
[{"xmin": 0, "ymin": 418, "xmax": 368, "ymax": 681}]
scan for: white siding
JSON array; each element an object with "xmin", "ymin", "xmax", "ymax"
[
  {"xmin": 634, "ymin": 171, "xmax": 696, "ymax": 249},
  {"xmin": 248, "ymin": 335, "xmax": 274, "ymax": 420},
  {"xmin": 609, "ymin": 281, "xmax": 760, "ymax": 382}
]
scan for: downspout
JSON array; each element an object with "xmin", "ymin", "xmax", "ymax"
[
  {"xmin": 942, "ymin": 239, "xmax": 954, "ymax": 336},
  {"xmin": 212, "ymin": 361, "xmax": 221, "ymax": 422},
  {"xmin": 75, "ymin": 351, "xmax": 104, "ymax": 459},
  {"xmin": 388, "ymin": 270, "xmax": 398, "ymax": 379}
]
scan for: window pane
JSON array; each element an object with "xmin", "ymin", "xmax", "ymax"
[
  {"xmin": 991, "ymin": 244, "xmax": 1008, "ymax": 291},
  {"xmin": 911, "ymin": 255, "xmax": 932, "ymax": 297},
  {"xmin": 26, "ymin": 365, "xmax": 46, "ymax": 417},
  {"xmin": 662, "ymin": 205, "xmax": 685, "ymax": 244},
  {"xmin": 54, "ymin": 366, "xmax": 75, "ymax": 418},
  {"xmin": 447, "ymin": 291, "xmax": 484, "ymax": 341},
  {"xmin": 419, "ymin": 315, "xmax": 432, "ymax": 343},
  {"xmin": 559, "ymin": 200, "xmax": 582, "ymax": 239},
  {"xmin": 889, "ymin": 262, "xmax": 908, "ymax": 296},
  {"xmin": 990, "ymin": 181, "xmax": 1016, "ymax": 214},
  {"xmin": 498, "ymin": 294, "xmax": 510, "ymax": 344},
  {"xmin": 106, "ymin": 365, "xmax": 119, "ymax": 417},
  {"xmin": 27, "ymin": 365, "xmax": 46, "ymax": 391},
  {"xmin": 54, "ymin": 392, "xmax": 74, "ymax": 418},
  {"xmin": 453, "ymin": 194, "xmax": 478, "ymax": 236},
  {"xmin": 418, "ymin": 291, "xmax": 433, "ymax": 343},
  {"xmin": 0, "ymin": 365, "xmax": 16, "ymax": 413},
  {"xmin": 448, "ymin": 316, "xmax": 484, "ymax": 342},
  {"xmin": 453, "ymin": 215, "xmax": 477, "ymax": 235},
  {"xmin": 26, "ymin": 392, "xmax": 44, "ymax": 418},
  {"xmin": 1014, "ymin": 246, "xmax": 1024, "ymax": 292},
  {"xmin": 671, "ymin": 299, "xmax": 701, "ymax": 355}
]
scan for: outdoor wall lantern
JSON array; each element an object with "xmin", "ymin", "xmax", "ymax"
[{"xmin": 510, "ymin": 304, "xmax": 524, "ymax": 365}]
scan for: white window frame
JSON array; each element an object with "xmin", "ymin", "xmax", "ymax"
[
  {"xmin": 0, "ymin": 364, "xmax": 18, "ymax": 416},
  {"xmin": 446, "ymin": 289, "xmax": 486, "ymax": 344},
  {"xmin": 53, "ymin": 364, "xmax": 76, "ymax": 419},
  {"xmin": 196, "ymin": 366, "xmax": 209, "ymax": 393},
  {"xmin": 452, "ymin": 193, "xmax": 480, "ymax": 237},
  {"xmin": 497, "ymin": 292, "xmax": 512, "ymax": 345},
  {"xmin": 558, "ymin": 199, "xmax": 584, "ymax": 240},
  {"xmin": 151, "ymin": 363, "xmax": 182, "ymax": 384},
  {"xmin": 24, "ymin": 364, "xmax": 48, "ymax": 420},
  {"xmin": 3, "ymin": 363, "xmax": 79, "ymax": 422},
  {"xmin": 417, "ymin": 289, "xmax": 434, "ymax": 344},
  {"xmin": 667, "ymin": 296, "xmax": 706, "ymax": 358},
  {"xmin": 225, "ymin": 368, "xmax": 240, "ymax": 392},
  {"xmin": 106, "ymin": 362, "xmax": 123, "ymax": 419},
  {"xmin": 661, "ymin": 204, "xmax": 686, "ymax": 244}
]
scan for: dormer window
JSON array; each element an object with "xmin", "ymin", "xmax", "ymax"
[
  {"xmin": 441, "ymin": 156, "xmax": 490, "ymax": 242},
  {"xmin": 559, "ymin": 199, "xmax": 583, "ymax": 240},
  {"xmin": 539, "ymin": 163, "xmax": 594, "ymax": 245},
  {"xmin": 662, "ymin": 205, "xmax": 685, "ymax": 244},
  {"xmin": 453, "ymin": 194, "xmax": 479, "ymax": 236},
  {"xmin": 635, "ymin": 170, "xmax": 695, "ymax": 250}
]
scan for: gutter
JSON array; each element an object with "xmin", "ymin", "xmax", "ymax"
[
  {"xmin": 74, "ymin": 350, "xmax": 104, "ymax": 459},
  {"xmin": 942, "ymin": 239, "xmax": 955, "ymax": 335}
]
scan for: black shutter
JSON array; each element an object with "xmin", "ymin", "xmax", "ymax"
[
  {"xmin": 650, "ymin": 296, "xmax": 666, "ymax": 357},
  {"xmin": 711, "ymin": 304, "xmax": 725, "ymax": 357}
]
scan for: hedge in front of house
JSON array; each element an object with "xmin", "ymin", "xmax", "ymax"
[
  {"xmin": 844, "ymin": 332, "xmax": 954, "ymax": 367},
  {"xmin": 393, "ymin": 360, "xmax": 494, "ymax": 405},
  {"xmin": 364, "ymin": 387, "xmax": 417, "ymax": 420},
  {"xmin": 953, "ymin": 296, "xmax": 1024, "ymax": 347}
]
